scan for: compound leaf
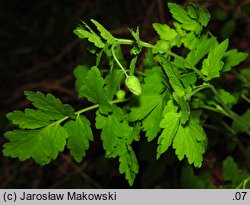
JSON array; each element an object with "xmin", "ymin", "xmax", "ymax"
[
  {"xmin": 3, "ymin": 124, "xmax": 68, "ymax": 165},
  {"xmin": 64, "ymin": 115, "xmax": 93, "ymax": 163}
]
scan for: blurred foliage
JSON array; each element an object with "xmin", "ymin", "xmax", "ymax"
[{"xmin": 0, "ymin": 0, "xmax": 250, "ymax": 188}]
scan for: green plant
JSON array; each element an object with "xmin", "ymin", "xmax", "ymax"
[
  {"xmin": 2, "ymin": 3, "xmax": 249, "ymax": 186},
  {"xmin": 180, "ymin": 156, "xmax": 250, "ymax": 189}
]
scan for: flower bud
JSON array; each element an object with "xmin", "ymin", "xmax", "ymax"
[
  {"xmin": 125, "ymin": 76, "xmax": 141, "ymax": 95},
  {"xmin": 116, "ymin": 90, "xmax": 126, "ymax": 100}
]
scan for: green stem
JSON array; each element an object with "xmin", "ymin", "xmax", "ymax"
[
  {"xmin": 111, "ymin": 43, "xmax": 129, "ymax": 77},
  {"xmin": 115, "ymin": 38, "xmax": 205, "ymax": 80},
  {"xmin": 185, "ymin": 83, "xmax": 210, "ymax": 100},
  {"xmin": 185, "ymin": 82, "xmax": 250, "ymax": 136},
  {"xmin": 236, "ymin": 177, "xmax": 250, "ymax": 189},
  {"xmin": 241, "ymin": 94, "xmax": 250, "ymax": 104},
  {"xmin": 208, "ymin": 84, "xmax": 250, "ymax": 136},
  {"xmin": 56, "ymin": 98, "xmax": 129, "ymax": 125},
  {"xmin": 199, "ymin": 105, "xmax": 228, "ymax": 116}
]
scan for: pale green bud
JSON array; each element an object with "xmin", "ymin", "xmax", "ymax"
[
  {"xmin": 116, "ymin": 90, "xmax": 126, "ymax": 100},
  {"xmin": 125, "ymin": 76, "xmax": 141, "ymax": 95}
]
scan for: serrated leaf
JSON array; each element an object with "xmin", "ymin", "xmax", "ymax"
[
  {"xmin": 201, "ymin": 39, "xmax": 229, "ymax": 80},
  {"xmin": 168, "ymin": 3, "xmax": 201, "ymax": 34},
  {"xmin": 74, "ymin": 27, "xmax": 105, "ymax": 48},
  {"xmin": 24, "ymin": 91, "xmax": 75, "ymax": 120},
  {"xmin": 64, "ymin": 115, "xmax": 93, "ymax": 163},
  {"xmin": 186, "ymin": 35, "xmax": 217, "ymax": 66},
  {"xmin": 96, "ymin": 105, "xmax": 138, "ymax": 186},
  {"xmin": 96, "ymin": 106, "xmax": 133, "ymax": 157},
  {"xmin": 142, "ymin": 99, "xmax": 164, "ymax": 141},
  {"xmin": 91, "ymin": 19, "xmax": 116, "ymax": 44},
  {"xmin": 119, "ymin": 146, "xmax": 139, "ymax": 186},
  {"xmin": 160, "ymin": 57, "xmax": 185, "ymax": 96},
  {"xmin": 3, "ymin": 124, "xmax": 68, "ymax": 165},
  {"xmin": 172, "ymin": 116, "xmax": 206, "ymax": 167},
  {"xmin": 153, "ymin": 23, "xmax": 177, "ymax": 41},
  {"xmin": 157, "ymin": 112, "xmax": 181, "ymax": 159},
  {"xmin": 129, "ymin": 67, "xmax": 166, "ymax": 141},
  {"xmin": 79, "ymin": 66, "xmax": 111, "ymax": 113},
  {"xmin": 222, "ymin": 49, "xmax": 248, "ymax": 72},
  {"xmin": 6, "ymin": 109, "xmax": 50, "ymax": 129}
]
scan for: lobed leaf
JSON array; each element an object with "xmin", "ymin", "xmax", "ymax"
[
  {"xmin": 168, "ymin": 3, "xmax": 201, "ymax": 34},
  {"xmin": 173, "ymin": 116, "xmax": 206, "ymax": 167},
  {"xmin": 6, "ymin": 109, "xmax": 50, "ymax": 129},
  {"xmin": 186, "ymin": 35, "xmax": 217, "ymax": 66},
  {"xmin": 24, "ymin": 91, "xmax": 75, "ymax": 120},
  {"xmin": 79, "ymin": 66, "xmax": 111, "ymax": 113},
  {"xmin": 129, "ymin": 67, "xmax": 166, "ymax": 141},
  {"xmin": 3, "ymin": 124, "xmax": 68, "ymax": 165},
  {"xmin": 119, "ymin": 146, "xmax": 139, "ymax": 186},
  {"xmin": 222, "ymin": 49, "xmax": 248, "ymax": 72},
  {"xmin": 157, "ymin": 111, "xmax": 181, "ymax": 159},
  {"xmin": 74, "ymin": 27, "xmax": 105, "ymax": 48},
  {"xmin": 201, "ymin": 39, "xmax": 229, "ymax": 80},
  {"xmin": 91, "ymin": 19, "xmax": 116, "ymax": 44},
  {"xmin": 64, "ymin": 115, "xmax": 93, "ymax": 163}
]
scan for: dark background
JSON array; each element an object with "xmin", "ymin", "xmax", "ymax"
[{"xmin": 0, "ymin": 0, "xmax": 249, "ymax": 188}]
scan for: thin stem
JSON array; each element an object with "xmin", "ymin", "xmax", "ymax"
[
  {"xmin": 241, "ymin": 94, "xmax": 250, "ymax": 104},
  {"xmin": 111, "ymin": 43, "xmax": 129, "ymax": 77},
  {"xmin": 56, "ymin": 98, "xmax": 129, "ymax": 125},
  {"xmin": 117, "ymin": 38, "xmax": 205, "ymax": 80},
  {"xmin": 236, "ymin": 177, "xmax": 250, "ymax": 189},
  {"xmin": 208, "ymin": 84, "xmax": 250, "ymax": 136},
  {"xmin": 199, "ymin": 105, "xmax": 228, "ymax": 116},
  {"xmin": 185, "ymin": 83, "xmax": 210, "ymax": 100}
]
